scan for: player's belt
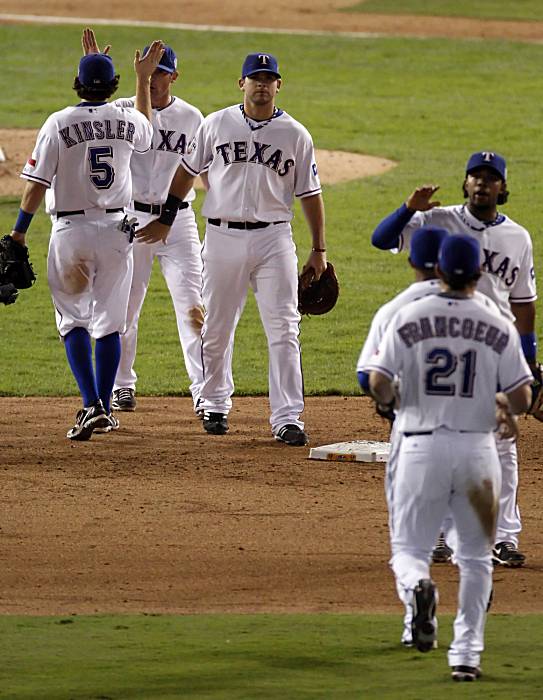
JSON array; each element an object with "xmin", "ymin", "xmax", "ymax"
[
  {"xmin": 404, "ymin": 431, "xmax": 433, "ymax": 437},
  {"xmin": 207, "ymin": 218, "xmax": 285, "ymax": 230},
  {"xmin": 56, "ymin": 208, "xmax": 124, "ymax": 218},
  {"xmin": 134, "ymin": 201, "xmax": 189, "ymax": 215}
]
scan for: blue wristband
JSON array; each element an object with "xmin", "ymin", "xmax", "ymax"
[
  {"xmin": 14, "ymin": 208, "xmax": 33, "ymax": 234},
  {"xmin": 520, "ymin": 332, "xmax": 537, "ymax": 362}
]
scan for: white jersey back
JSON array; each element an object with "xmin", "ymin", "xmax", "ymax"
[
  {"xmin": 365, "ymin": 294, "xmax": 531, "ymax": 433},
  {"xmin": 115, "ymin": 96, "xmax": 203, "ymax": 204},
  {"xmin": 181, "ymin": 104, "xmax": 321, "ymax": 221},
  {"xmin": 21, "ymin": 102, "xmax": 153, "ymax": 214},
  {"xmin": 398, "ymin": 205, "xmax": 536, "ymax": 320},
  {"xmin": 357, "ymin": 279, "xmax": 501, "ymax": 371}
]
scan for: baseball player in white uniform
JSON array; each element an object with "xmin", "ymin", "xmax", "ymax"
[
  {"xmin": 371, "ymin": 151, "xmax": 537, "ymax": 566},
  {"xmin": 10, "ymin": 44, "xmax": 164, "ymax": 440},
  {"xmin": 367, "ymin": 234, "xmax": 532, "ymax": 682},
  {"xmin": 82, "ymin": 30, "xmax": 205, "ymax": 415},
  {"xmin": 135, "ymin": 52, "xmax": 327, "ymax": 445}
]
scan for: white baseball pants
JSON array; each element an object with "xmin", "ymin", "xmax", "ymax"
[
  {"xmin": 199, "ymin": 221, "xmax": 304, "ymax": 433},
  {"xmin": 114, "ymin": 207, "xmax": 204, "ymax": 406},
  {"xmin": 389, "ymin": 428, "xmax": 500, "ymax": 669},
  {"xmin": 48, "ymin": 211, "xmax": 132, "ymax": 339}
]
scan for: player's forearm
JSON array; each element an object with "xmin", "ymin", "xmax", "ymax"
[
  {"xmin": 169, "ymin": 165, "xmax": 196, "ymax": 202},
  {"xmin": 506, "ymin": 384, "xmax": 532, "ymax": 415},
  {"xmin": 371, "ymin": 203, "xmax": 413, "ymax": 250},
  {"xmin": 135, "ymin": 75, "xmax": 153, "ymax": 122},
  {"xmin": 300, "ymin": 194, "xmax": 326, "ymax": 251},
  {"xmin": 369, "ymin": 370, "xmax": 395, "ymax": 405},
  {"xmin": 11, "ymin": 181, "xmax": 47, "ymax": 242}
]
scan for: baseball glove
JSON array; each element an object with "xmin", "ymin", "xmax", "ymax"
[
  {"xmin": 298, "ymin": 262, "xmax": 339, "ymax": 316},
  {"xmin": 0, "ymin": 235, "xmax": 36, "ymax": 289},
  {"xmin": 528, "ymin": 363, "xmax": 543, "ymax": 421},
  {"xmin": 0, "ymin": 283, "xmax": 18, "ymax": 305}
]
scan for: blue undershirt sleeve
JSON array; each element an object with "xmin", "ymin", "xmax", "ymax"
[
  {"xmin": 371, "ymin": 203, "xmax": 416, "ymax": 250},
  {"xmin": 357, "ymin": 370, "xmax": 371, "ymax": 393}
]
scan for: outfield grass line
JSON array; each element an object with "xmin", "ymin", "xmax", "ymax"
[{"xmin": 0, "ymin": 12, "xmax": 510, "ymax": 42}]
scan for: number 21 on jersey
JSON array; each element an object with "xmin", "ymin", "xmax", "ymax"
[{"xmin": 425, "ymin": 347, "xmax": 477, "ymax": 397}]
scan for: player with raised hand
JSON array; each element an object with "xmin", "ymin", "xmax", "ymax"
[
  {"xmin": 371, "ymin": 151, "xmax": 537, "ymax": 567},
  {"xmin": 367, "ymin": 234, "xmax": 532, "ymax": 682},
  {"xmin": 11, "ymin": 38, "xmax": 164, "ymax": 440},
  {"xmin": 82, "ymin": 29, "xmax": 206, "ymax": 417},
  {"xmin": 139, "ymin": 51, "xmax": 327, "ymax": 445}
]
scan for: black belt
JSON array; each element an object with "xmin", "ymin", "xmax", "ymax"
[
  {"xmin": 134, "ymin": 201, "xmax": 189, "ymax": 215},
  {"xmin": 207, "ymin": 218, "xmax": 285, "ymax": 230},
  {"xmin": 404, "ymin": 429, "xmax": 478, "ymax": 437},
  {"xmin": 56, "ymin": 208, "xmax": 124, "ymax": 218}
]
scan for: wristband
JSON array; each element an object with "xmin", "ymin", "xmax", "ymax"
[
  {"xmin": 158, "ymin": 193, "xmax": 183, "ymax": 227},
  {"xmin": 14, "ymin": 208, "xmax": 34, "ymax": 234},
  {"xmin": 520, "ymin": 332, "xmax": 537, "ymax": 363},
  {"xmin": 312, "ymin": 247, "xmax": 326, "ymax": 252}
]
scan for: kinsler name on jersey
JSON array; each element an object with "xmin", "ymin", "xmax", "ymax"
[
  {"xmin": 397, "ymin": 312, "xmax": 509, "ymax": 353},
  {"xmin": 214, "ymin": 140, "xmax": 294, "ymax": 176},
  {"xmin": 58, "ymin": 119, "xmax": 137, "ymax": 148}
]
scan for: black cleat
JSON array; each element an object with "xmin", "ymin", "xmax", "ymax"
[
  {"xmin": 412, "ymin": 578, "xmax": 437, "ymax": 653},
  {"xmin": 432, "ymin": 533, "xmax": 453, "ymax": 564},
  {"xmin": 203, "ymin": 412, "xmax": 229, "ymax": 435},
  {"xmin": 492, "ymin": 541, "xmax": 526, "ymax": 568},
  {"xmin": 67, "ymin": 400, "xmax": 110, "ymax": 441},
  {"xmin": 274, "ymin": 424, "xmax": 309, "ymax": 446},
  {"xmin": 111, "ymin": 388, "xmax": 136, "ymax": 412},
  {"xmin": 94, "ymin": 413, "xmax": 120, "ymax": 434},
  {"xmin": 451, "ymin": 665, "xmax": 482, "ymax": 682}
]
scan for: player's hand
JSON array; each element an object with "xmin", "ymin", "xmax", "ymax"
[
  {"xmin": 10, "ymin": 231, "xmax": 26, "ymax": 246},
  {"xmin": 406, "ymin": 185, "xmax": 441, "ymax": 212},
  {"xmin": 495, "ymin": 392, "xmax": 519, "ymax": 440},
  {"xmin": 82, "ymin": 28, "xmax": 111, "ymax": 56},
  {"xmin": 134, "ymin": 40, "xmax": 165, "ymax": 80},
  {"xmin": 301, "ymin": 250, "xmax": 327, "ymax": 284},
  {"xmin": 134, "ymin": 220, "xmax": 170, "ymax": 245}
]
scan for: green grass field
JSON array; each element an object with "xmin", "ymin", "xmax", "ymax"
[
  {"xmin": 349, "ymin": 0, "xmax": 543, "ymax": 21},
  {"xmin": 1, "ymin": 23, "xmax": 542, "ymax": 395},
  {"xmin": 1, "ymin": 613, "xmax": 542, "ymax": 699}
]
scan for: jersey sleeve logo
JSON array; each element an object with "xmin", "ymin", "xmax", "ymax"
[
  {"xmin": 187, "ymin": 137, "xmax": 197, "ymax": 155},
  {"xmin": 27, "ymin": 158, "xmax": 37, "ymax": 167}
]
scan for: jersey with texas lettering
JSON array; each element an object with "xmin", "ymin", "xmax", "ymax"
[
  {"xmin": 356, "ymin": 279, "xmax": 501, "ymax": 372},
  {"xmin": 181, "ymin": 104, "xmax": 321, "ymax": 221},
  {"xmin": 366, "ymin": 294, "xmax": 532, "ymax": 433},
  {"xmin": 22, "ymin": 102, "xmax": 152, "ymax": 215},
  {"xmin": 115, "ymin": 96, "xmax": 203, "ymax": 204},
  {"xmin": 397, "ymin": 205, "xmax": 536, "ymax": 321}
]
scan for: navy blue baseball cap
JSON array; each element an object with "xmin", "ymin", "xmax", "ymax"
[
  {"xmin": 409, "ymin": 226, "xmax": 449, "ymax": 270},
  {"xmin": 78, "ymin": 54, "xmax": 116, "ymax": 87},
  {"xmin": 241, "ymin": 53, "xmax": 281, "ymax": 79},
  {"xmin": 466, "ymin": 151, "xmax": 507, "ymax": 181},
  {"xmin": 143, "ymin": 44, "xmax": 177, "ymax": 73},
  {"xmin": 439, "ymin": 234, "xmax": 481, "ymax": 277}
]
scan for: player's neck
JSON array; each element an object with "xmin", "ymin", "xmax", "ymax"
[
  {"xmin": 243, "ymin": 99, "xmax": 275, "ymax": 121},
  {"xmin": 466, "ymin": 201, "xmax": 498, "ymax": 223},
  {"xmin": 152, "ymin": 94, "xmax": 173, "ymax": 110}
]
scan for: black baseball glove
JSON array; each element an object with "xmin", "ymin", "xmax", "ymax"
[
  {"xmin": 0, "ymin": 283, "xmax": 18, "ymax": 305},
  {"xmin": 528, "ymin": 362, "xmax": 543, "ymax": 422},
  {"xmin": 298, "ymin": 262, "xmax": 339, "ymax": 316},
  {"xmin": 0, "ymin": 235, "xmax": 36, "ymax": 289}
]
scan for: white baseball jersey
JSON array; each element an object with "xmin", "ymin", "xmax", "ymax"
[
  {"xmin": 181, "ymin": 104, "xmax": 321, "ymax": 221},
  {"xmin": 357, "ymin": 280, "xmax": 501, "ymax": 371},
  {"xmin": 366, "ymin": 293, "xmax": 532, "ymax": 433},
  {"xmin": 115, "ymin": 96, "xmax": 203, "ymax": 205},
  {"xmin": 397, "ymin": 205, "xmax": 536, "ymax": 320},
  {"xmin": 21, "ymin": 102, "xmax": 152, "ymax": 215}
]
